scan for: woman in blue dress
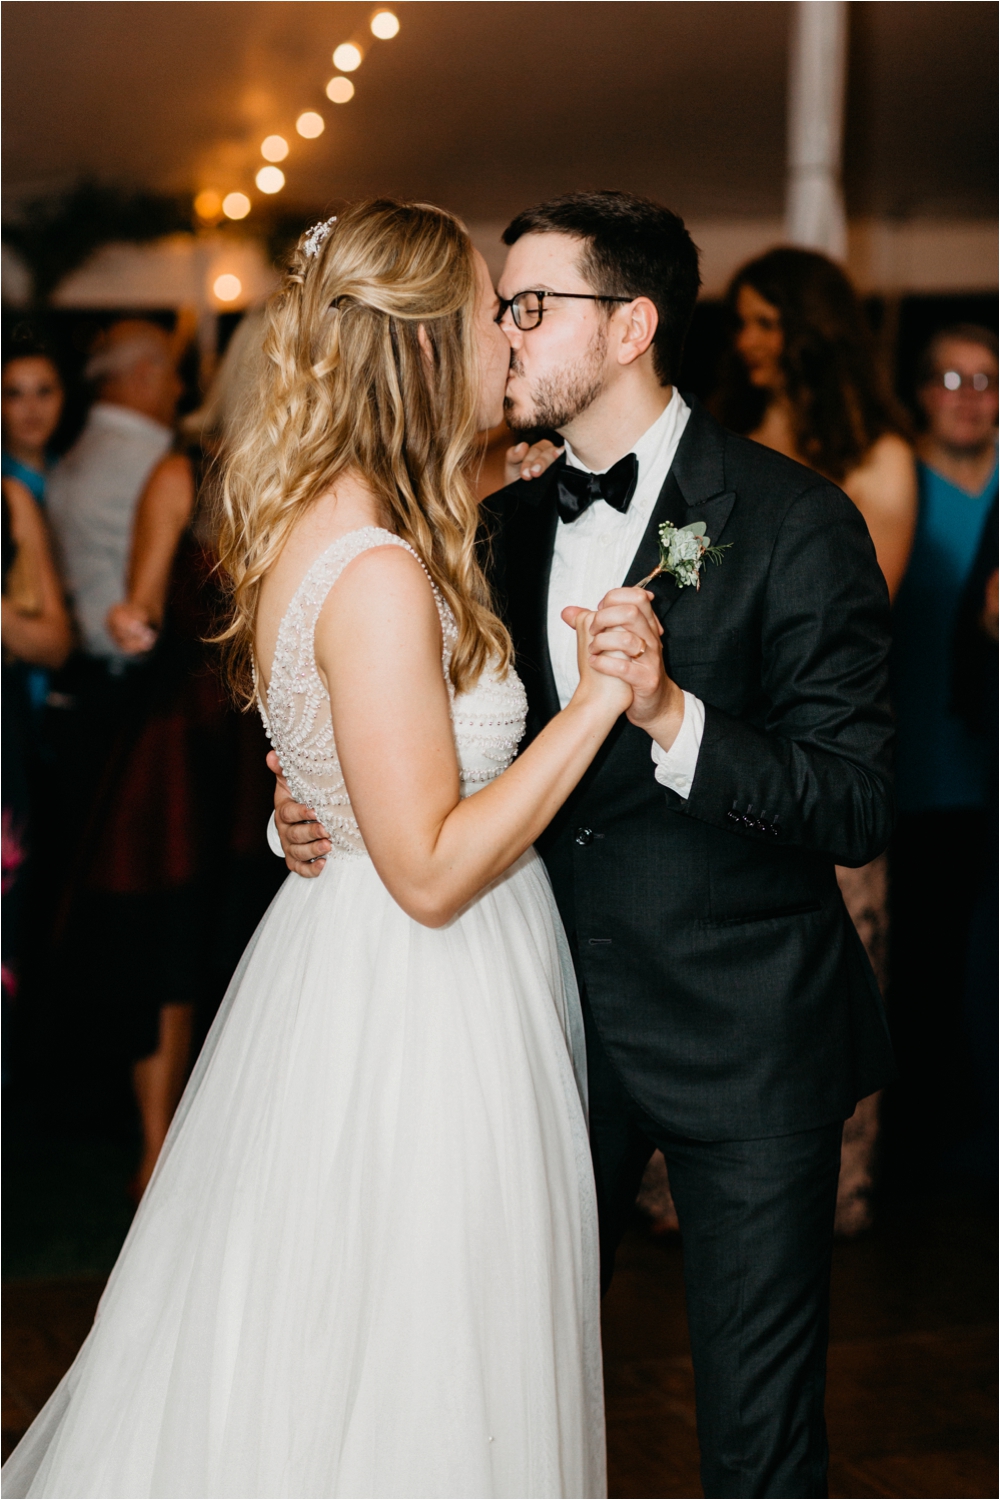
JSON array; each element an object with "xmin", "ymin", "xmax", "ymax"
[{"xmin": 890, "ymin": 323, "xmax": 997, "ymax": 1177}]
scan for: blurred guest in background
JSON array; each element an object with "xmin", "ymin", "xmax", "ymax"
[
  {"xmin": 44, "ymin": 321, "xmax": 182, "ymax": 832},
  {"xmin": 94, "ymin": 313, "xmax": 283, "ymax": 1194},
  {"xmin": 31, "ymin": 320, "xmax": 183, "ymax": 1176},
  {"xmin": 2, "ymin": 475, "xmax": 73, "ymax": 1013},
  {"xmin": 712, "ymin": 246, "xmax": 917, "ymax": 1234},
  {"xmin": 2, "ymin": 343, "xmax": 66, "ymax": 717},
  {"xmin": 2, "ymin": 343, "xmax": 64, "ymax": 505},
  {"xmin": 47, "ymin": 320, "xmax": 180, "ymax": 675},
  {"xmin": 889, "ymin": 325, "xmax": 997, "ymax": 1177}
]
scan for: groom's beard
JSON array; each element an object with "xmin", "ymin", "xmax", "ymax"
[{"xmin": 504, "ymin": 327, "xmax": 608, "ymax": 434}]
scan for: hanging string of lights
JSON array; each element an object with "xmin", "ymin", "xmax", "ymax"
[{"xmin": 195, "ymin": 8, "xmax": 401, "ymax": 233}]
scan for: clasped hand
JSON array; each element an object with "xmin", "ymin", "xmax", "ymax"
[
  {"xmin": 270, "ymin": 586, "xmax": 683, "ymax": 880},
  {"xmin": 562, "ymin": 587, "xmax": 685, "ymax": 748}
]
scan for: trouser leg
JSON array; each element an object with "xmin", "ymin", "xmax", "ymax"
[
  {"xmin": 662, "ymin": 1123, "xmax": 842, "ymax": 1499},
  {"xmin": 580, "ymin": 997, "xmax": 656, "ymax": 1294}
]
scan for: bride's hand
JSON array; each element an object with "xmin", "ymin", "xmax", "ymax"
[{"xmin": 562, "ymin": 605, "xmax": 633, "ymax": 716}]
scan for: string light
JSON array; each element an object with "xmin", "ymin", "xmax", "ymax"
[
  {"xmin": 326, "ymin": 76, "xmax": 355, "ymax": 103},
  {"xmin": 332, "ymin": 42, "xmax": 363, "ymax": 71},
  {"xmin": 213, "ymin": 274, "xmax": 242, "ymax": 302},
  {"xmin": 370, "ymin": 10, "xmax": 399, "ymax": 39},
  {"xmin": 256, "ymin": 166, "xmax": 286, "ymax": 193},
  {"xmin": 222, "ymin": 192, "xmax": 251, "ymax": 220},
  {"xmin": 194, "ymin": 189, "xmax": 222, "ymax": 220},
  {"xmin": 296, "ymin": 110, "xmax": 325, "ymax": 138},
  {"xmin": 261, "ymin": 134, "xmax": 289, "ymax": 162}
]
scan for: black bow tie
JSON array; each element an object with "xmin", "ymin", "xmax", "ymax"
[{"xmin": 553, "ymin": 451, "xmax": 639, "ymax": 525}]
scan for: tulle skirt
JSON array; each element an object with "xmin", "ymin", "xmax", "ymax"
[{"xmin": 2, "ymin": 849, "xmax": 605, "ymax": 1499}]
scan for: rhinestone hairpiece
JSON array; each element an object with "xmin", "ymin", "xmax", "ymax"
[{"xmin": 302, "ymin": 216, "xmax": 337, "ymax": 259}]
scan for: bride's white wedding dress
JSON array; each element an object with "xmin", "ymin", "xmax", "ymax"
[{"xmin": 2, "ymin": 528, "xmax": 605, "ymax": 1500}]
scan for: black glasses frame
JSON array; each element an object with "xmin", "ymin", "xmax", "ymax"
[{"xmin": 495, "ymin": 289, "xmax": 633, "ymax": 330}]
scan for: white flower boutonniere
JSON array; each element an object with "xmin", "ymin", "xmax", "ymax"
[{"xmin": 638, "ymin": 520, "xmax": 732, "ymax": 591}]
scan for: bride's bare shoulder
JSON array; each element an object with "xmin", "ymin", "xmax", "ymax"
[{"xmin": 318, "ymin": 540, "xmax": 439, "ymax": 643}]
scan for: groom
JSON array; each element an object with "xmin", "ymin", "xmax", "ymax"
[{"xmin": 272, "ymin": 191, "xmax": 895, "ymax": 1497}]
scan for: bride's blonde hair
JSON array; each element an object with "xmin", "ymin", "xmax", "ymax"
[{"xmin": 217, "ymin": 197, "xmax": 512, "ymax": 701}]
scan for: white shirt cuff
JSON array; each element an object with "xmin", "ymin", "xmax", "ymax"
[
  {"xmin": 650, "ymin": 690, "xmax": 705, "ymax": 800},
  {"xmin": 266, "ymin": 810, "xmax": 284, "ymax": 859}
]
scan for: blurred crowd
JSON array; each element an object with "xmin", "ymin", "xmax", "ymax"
[{"xmin": 2, "ymin": 244, "xmax": 996, "ymax": 1218}]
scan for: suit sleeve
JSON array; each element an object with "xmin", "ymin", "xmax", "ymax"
[{"xmin": 678, "ymin": 482, "xmax": 895, "ymax": 867}]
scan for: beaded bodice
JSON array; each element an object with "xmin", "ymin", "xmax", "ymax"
[{"xmin": 258, "ymin": 527, "xmax": 527, "ymax": 858}]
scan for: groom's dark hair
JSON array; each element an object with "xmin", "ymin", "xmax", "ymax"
[{"xmin": 502, "ymin": 191, "xmax": 701, "ymax": 387}]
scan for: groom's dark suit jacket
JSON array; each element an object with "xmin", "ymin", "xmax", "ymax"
[{"xmin": 485, "ymin": 399, "xmax": 896, "ymax": 1141}]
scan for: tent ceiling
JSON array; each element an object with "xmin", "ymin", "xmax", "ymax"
[{"xmin": 2, "ymin": 1, "xmax": 995, "ymax": 223}]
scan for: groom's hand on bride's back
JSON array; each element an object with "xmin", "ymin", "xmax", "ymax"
[{"xmin": 268, "ymin": 750, "xmax": 332, "ymax": 877}]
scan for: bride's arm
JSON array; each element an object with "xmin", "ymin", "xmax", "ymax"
[{"xmin": 316, "ymin": 545, "xmax": 629, "ymax": 927}]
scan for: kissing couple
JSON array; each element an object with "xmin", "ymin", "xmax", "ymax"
[{"xmin": 3, "ymin": 191, "xmax": 894, "ymax": 1500}]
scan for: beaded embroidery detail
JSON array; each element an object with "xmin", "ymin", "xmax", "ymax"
[{"xmin": 259, "ymin": 526, "xmax": 527, "ymax": 858}]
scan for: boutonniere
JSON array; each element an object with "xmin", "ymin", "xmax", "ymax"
[{"xmin": 638, "ymin": 520, "xmax": 732, "ymax": 591}]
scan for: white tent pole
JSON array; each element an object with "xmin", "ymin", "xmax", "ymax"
[{"xmin": 785, "ymin": 0, "xmax": 849, "ymax": 260}]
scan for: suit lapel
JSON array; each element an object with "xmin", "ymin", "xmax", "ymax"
[
  {"xmin": 623, "ymin": 397, "xmax": 736, "ymax": 616},
  {"xmin": 499, "ymin": 470, "xmax": 561, "ymax": 721}
]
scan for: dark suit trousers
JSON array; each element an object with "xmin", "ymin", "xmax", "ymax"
[{"xmin": 584, "ymin": 1000, "xmax": 842, "ymax": 1499}]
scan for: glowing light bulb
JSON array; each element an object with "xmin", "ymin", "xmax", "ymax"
[
  {"xmin": 256, "ymin": 166, "xmax": 286, "ymax": 193},
  {"xmin": 261, "ymin": 134, "xmax": 289, "ymax": 162},
  {"xmin": 194, "ymin": 189, "xmax": 222, "ymax": 220},
  {"xmin": 370, "ymin": 10, "xmax": 399, "ymax": 39},
  {"xmin": 296, "ymin": 111, "xmax": 326, "ymax": 138},
  {"xmin": 326, "ymin": 76, "xmax": 355, "ymax": 103},
  {"xmin": 222, "ymin": 192, "xmax": 251, "ymax": 221},
  {"xmin": 332, "ymin": 42, "xmax": 363, "ymax": 71},
  {"xmin": 213, "ymin": 274, "xmax": 242, "ymax": 303}
]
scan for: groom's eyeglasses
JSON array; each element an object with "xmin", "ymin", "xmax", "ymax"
[{"xmin": 495, "ymin": 289, "xmax": 632, "ymax": 331}]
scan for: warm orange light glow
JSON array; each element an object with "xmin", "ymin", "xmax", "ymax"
[
  {"xmin": 332, "ymin": 42, "xmax": 363, "ymax": 71},
  {"xmin": 213, "ymin": 274, "xmax": 243, "ymax": 302},
  {"xmin": 255, "ymin": 166, "xmax": 286, "ymax": 194},
  {"xmin": 370, "ymin": 10, "xmax": 400, "ymax": 39},
  {"xmin": 261, "ymin": 134, "xmax": 289, "ymax": 162},
  {"xmin": 222, "ymin": 192, "xmax": 251, "ymax": 221},
  {"xmin": 296, "ymin": 110, "xmax": 326, "ymax": 138},
  {"xmin": 194, "ymin": 189, "xmax": 222, "ymax": 220},
  {"xmin": 326, "ymin": 76, "xmax": 355, "ymax": 103}
]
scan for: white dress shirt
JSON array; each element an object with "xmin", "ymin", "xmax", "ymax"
[
  {"xmin": 545, "ymin": 390, "xmax": 704, "ymax": 799},
  {"xmin": 47, "ymin": 402, "xmax": 173, "ymax": 661}
]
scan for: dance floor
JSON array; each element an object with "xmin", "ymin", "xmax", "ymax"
[{"xmin": 2, "ymin": 1170, "xmax": 996, "ymax": 1497}]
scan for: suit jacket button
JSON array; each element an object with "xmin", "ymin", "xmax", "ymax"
[
  {"xmin": 726, "ymin": 810, "xmax": 740, "ymax": 824},
  {"xmin": 575, "ymin": 827, "xmax": 594, "ymax": 846}
]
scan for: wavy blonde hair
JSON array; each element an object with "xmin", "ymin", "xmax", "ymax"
[{"xmin": 216, "ymin": 197, "xmax": 511, "ymax": 701}]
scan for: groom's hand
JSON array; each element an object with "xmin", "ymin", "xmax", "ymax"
[
  {"xmin": 585, "ymin": 587, "xmax": 686, "ymax": 752},
  {"xmin": 268, "ymin": 750, "xmax": 332, "ymax": 877}
]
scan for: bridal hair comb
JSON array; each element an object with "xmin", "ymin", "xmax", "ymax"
[{"xmin": 302, "ymin": 216, "xmax": 337, "ymax": 259}]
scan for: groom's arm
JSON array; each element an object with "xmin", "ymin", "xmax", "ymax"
[{"xmin": 591, "ymin": 484, "xmax": 894, "ymax": 868}]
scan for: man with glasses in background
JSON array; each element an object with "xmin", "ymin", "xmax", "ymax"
[{"xmin": 889, "ymin": 324, "xmax": 998, "ymax": 1187}]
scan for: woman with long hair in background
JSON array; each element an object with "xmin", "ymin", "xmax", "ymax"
[
  {"xmin": 2, "ymin": 475, "xmax": 73, "ymax": 1025},
  {"xmin": 1, "ymin": 199, "xmax": 621, "ymax": 1499},
  {"xmin": 712, "ymin": 246, "xmax": 918, "ymax": 1236}
]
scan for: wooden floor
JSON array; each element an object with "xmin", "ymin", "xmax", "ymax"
[
  {"xmin": 602, "ymin": 1191, "xmax": 997, "ymax": 1498},
  {"xmin": 3, "ymin": 1190, "xmax": 996, "ymax": 1496}
]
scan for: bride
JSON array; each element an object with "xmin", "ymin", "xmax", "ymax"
[{"xmin": 2, "ymin": 200, "xmax": 631, "ymax": 1499}]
